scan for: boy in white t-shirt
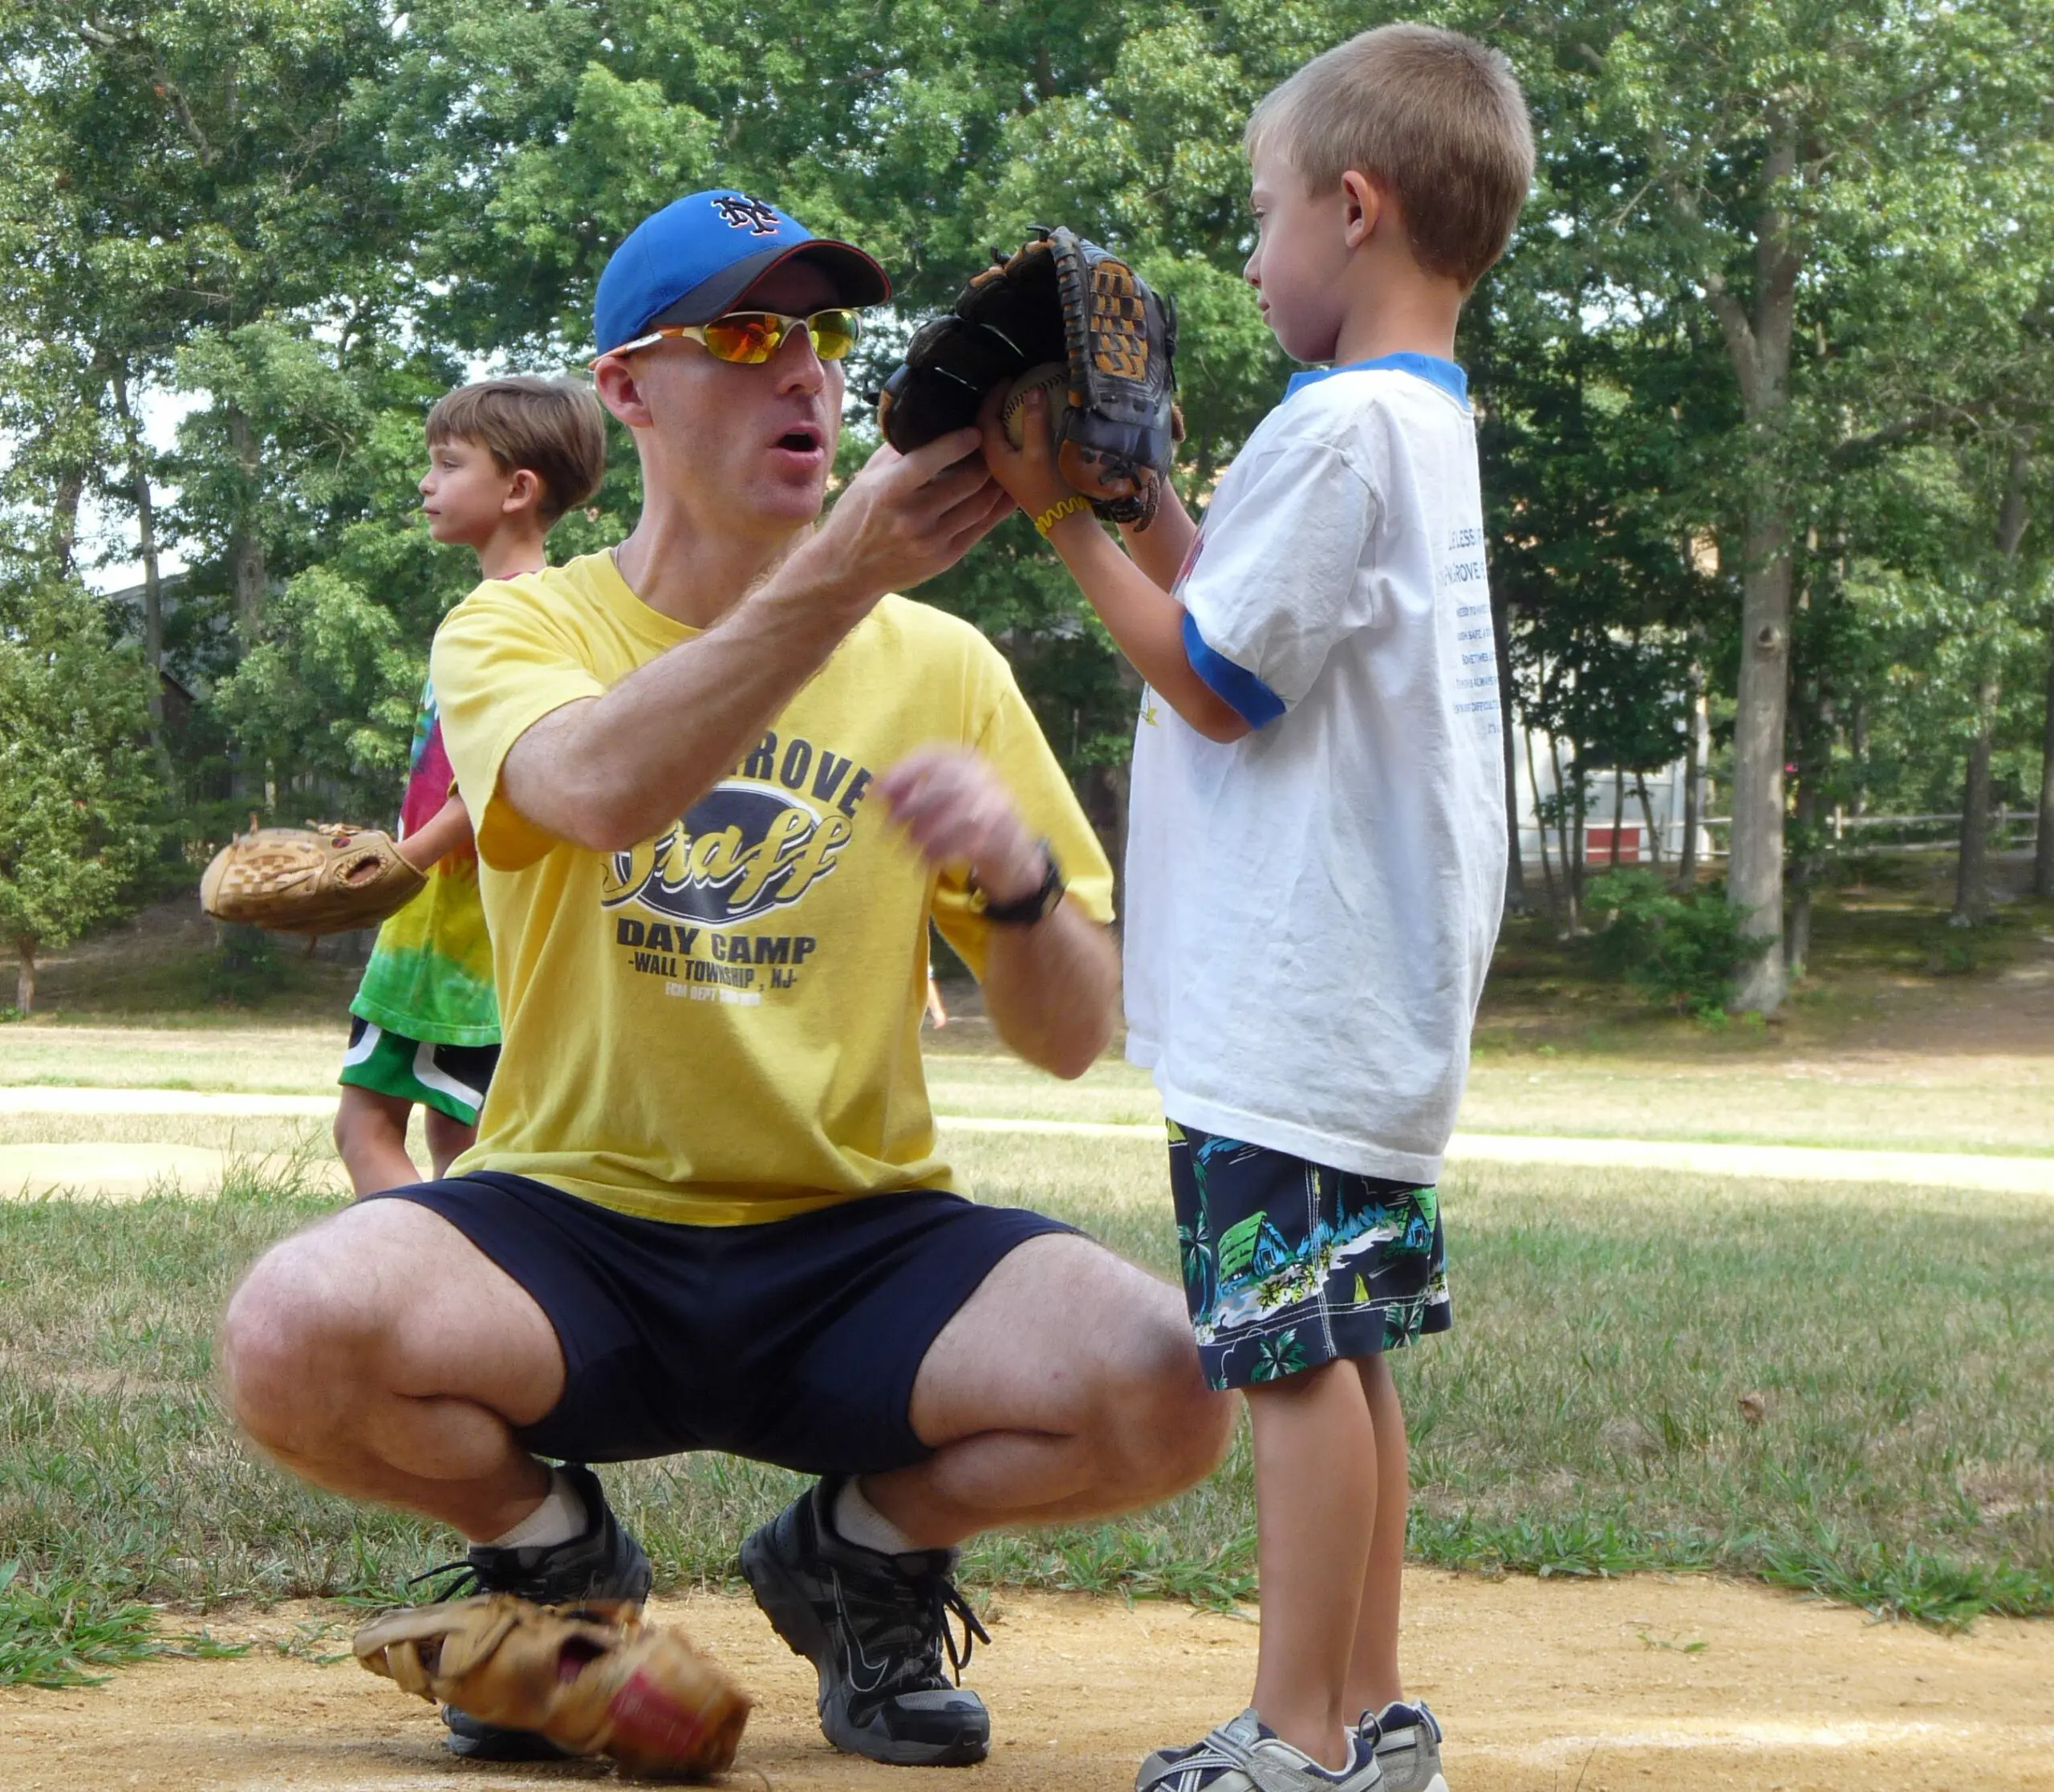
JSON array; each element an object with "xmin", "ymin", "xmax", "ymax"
[{"xmin": 980, "ymin": 26, "xmax": 1532, "ymax": 1792}]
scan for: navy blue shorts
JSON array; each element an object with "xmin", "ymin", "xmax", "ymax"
[{"xmin": 369, "ymin": 1173, "xmax": 1073, "ymax": 1476}]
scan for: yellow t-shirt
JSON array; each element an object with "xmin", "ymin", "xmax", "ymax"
[{"xmin": 431, "ymin": 549, "xmax": 1114, "ymax": 1226}]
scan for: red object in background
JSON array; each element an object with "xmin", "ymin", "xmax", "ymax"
[{"xmin": 1586, "ymin": 824, "xmax": 1642, "ymax": 864}]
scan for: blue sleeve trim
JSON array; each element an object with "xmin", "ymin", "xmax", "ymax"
[{"xmin": 1181, "ymin": 611, "xmax": 1286, "ymax": 729}]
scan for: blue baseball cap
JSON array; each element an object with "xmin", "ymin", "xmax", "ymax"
[{"xmin": 593, "ymin": 189, "xmax": 891, "ymax": 354}]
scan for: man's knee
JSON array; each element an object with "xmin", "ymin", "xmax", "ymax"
[
  {"xmin": 1096, "ymin": 1290, "xmax": 1234, "ymax": 1498},
  {"xmin": 220, "ymin": 1228, "xmax": 380, "ymax": 1450}
]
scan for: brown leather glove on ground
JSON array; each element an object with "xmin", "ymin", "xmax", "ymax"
[{"xmin": 353, "ymin": 1594, "xmax": 752, "ymax": 1780}]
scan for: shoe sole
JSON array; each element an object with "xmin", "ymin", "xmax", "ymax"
[{"xmin": 737, "ymin": 1530, "xmax": 989, "ymax": 1768}]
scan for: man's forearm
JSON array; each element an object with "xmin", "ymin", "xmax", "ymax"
[
  {"xmin": 503, "ymin": 547, "xmax": 868, "ymax": 851},
  {"xmin": 498, "ymin": 431, "xmax": 1009, "ymax": 851},
  {"xmin": 1045, "ymin": 515, "xmax": 1248, "ymax": 743},
  {"xmin": 979, "ymin": 901, "xmax": 1118, "ymax": 1080}
]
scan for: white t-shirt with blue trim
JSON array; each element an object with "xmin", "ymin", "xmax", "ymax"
[{"xmin": 1123, "ymin": 355, "xmax": 1506, "ymax": 1184}]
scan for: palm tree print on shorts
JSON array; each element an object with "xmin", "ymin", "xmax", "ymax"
[{"xmin": 1167, "ymin": 1121, "xmax": 1450, "ymax": 1391}]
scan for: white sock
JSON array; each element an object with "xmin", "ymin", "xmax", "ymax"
[
  {"xmin": 831, "ymin": 1477, "xmax": 915, "ymax": 1556},
  {"xmin": 489, "ymin": 1467, "xmax": 588, "ymax": 1550}
]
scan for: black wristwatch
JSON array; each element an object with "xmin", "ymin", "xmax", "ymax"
[{"xmin": 974, "ymin": 841, "xmax": 1066, "ymax": 925}]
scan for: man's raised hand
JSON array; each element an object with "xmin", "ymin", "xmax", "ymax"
[
  {"xmin": 802, "ymin": 429, "xmax": 1014, "ymax": 603},
  {"xmin": 877, "ymin": 748, "xmax": 1047, "ymax": 903}
]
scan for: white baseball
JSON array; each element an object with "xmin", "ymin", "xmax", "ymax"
[{"xmin": 999, "ymin": 362, "xmax": 1068, "ymax": 453}]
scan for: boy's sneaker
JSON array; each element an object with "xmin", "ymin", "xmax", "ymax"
[
  {"xmin": 417, "ymin": 1464, "xmax": 653, "ymax": 1762},
  {"xmin": 1359, "ymin": 1701, "xmax": 1447, "ymax": 1792},
  {"xmin": 1137, "ymin": 1709, "xmax": 1382, "ymax": 1792},
  {"xmin": 739, "ymin": 1476, "xmax": 992, "ymax": 1766}
]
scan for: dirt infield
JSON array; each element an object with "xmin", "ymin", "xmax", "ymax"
[{"xmin": 3, "ymin": 1575, "xmax": 2048, "ymax": 1791}]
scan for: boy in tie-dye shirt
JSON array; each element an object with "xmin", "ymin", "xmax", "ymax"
[{"xmin": 334, "ymin": 376, "xmax": 607, "ymax": 1193}]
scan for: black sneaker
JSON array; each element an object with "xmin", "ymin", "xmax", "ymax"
[
  {"xmin": 414, "ymin": 1464, "xmax": 653, "ymax": 1762},
  {"xmin": 739, "ymin": 1476, "xmax": 992, "ymax": 1766}
]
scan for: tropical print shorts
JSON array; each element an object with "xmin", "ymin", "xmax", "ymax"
[{"xmin": 1166, "ymin": 1120, "xmax": 1451, "ymax": 1392}]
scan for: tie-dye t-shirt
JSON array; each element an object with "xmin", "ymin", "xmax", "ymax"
[{"xmin": 347, "ymin": 679, "xmax": 500, "ymax": 1046}]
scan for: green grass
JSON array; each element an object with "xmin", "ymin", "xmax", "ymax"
[
  {"xmin": 0, "ymin": 1134, "xmax": 2048, "ymax": 1681},
  {"xmin": 0, "ymin": 1022, "xmax": 347, "ymax": 1095},
  {"xmin": 17, "ymin": 1020, "xmax": 2054, "ymax": 1163},
  {"xmin": 1455, "ymin": 1057, "xmax": 2054, "ymax": 1156},
  {"xmin": 0, "ymin": 1562, "xmax": 162, "ymax": 1688},
  {"xmin": 0, "ymin": 1560, "xmax": 250, "ymax": 1687}
]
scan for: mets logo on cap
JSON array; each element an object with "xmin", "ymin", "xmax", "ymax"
[
  {"xmin": 711, "ymin": 193, "xmax": 782, "ymax": 234},
  {"xmin": 602, "ymin": 782, "xmax": 851, "ymax": 927}
]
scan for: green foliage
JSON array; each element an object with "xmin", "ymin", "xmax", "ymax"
[
  {"xmin": 6, "ymin": 0, "xmax": 2054, "ymax": 886},
  {"xmin": 0, "ymin": 577, "xmax": 161, "ymax": 993},
  {"xmin": 1584, "ymin": 868, "xmax": 1761, "ymax": 1016},
  {"xmin": 201, "ymin": 924, "xmax": 289, "ymax": 1008}
]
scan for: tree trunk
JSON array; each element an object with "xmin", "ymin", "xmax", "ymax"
[
  {"xmin": 1525, "ymin": 727, "xmax": 1558, "ymax": 920},
  {"xmin": 1610, "ymin": 766, "xmax": 1626, "ymax": 866},
  {"xmin": 1549, "ymin": 733, "xmax": 1579, "ymax": 933},
  {"xmin": 1728, "ymin": 513, "xmax": 1793, "ymax": 1008},
  {"xmin": 15, "ymin": 940, "xmax": 34, "ymax": 1018},
  {"xmin": 1957, "ymin": 440, "xmax": 2032, "ymax": 924},
  {"xmin": 1570, "ymin": 750, "xmax": 1589, "ymax": 922},
  {"xmin": 1787, "ymin": 764, "xmax": 1817, "ymax": 976},
  {"xmin": 1953, "ymin": 681, "xmax": 2000, "ymax": 928},
  {"xmin": 1711, "ymin": 129, "xmax": 1800, "ymax": 1012},
  {"xmin": 1635, "ymin": 772, "xmax": 1661, "ymax": 867},
  {"xmin": 1850, "ymin": 697, "xmax": 1870, "ymax": 815},
  {"xmin": 2036, "ymin": 639, "xmax": 2054, "ymax": 897},
  {"xmin": 225, "ymin": 406, "xmax": 267, "ymax": 648},
  {"xmin": 1678, "ymin": 682, "xmax": 1704, "ymax": 888},
  {"xmin": 110, "ymin": 369, "xmax": 167, "ymax": 755},
  {"xmin": 1493, "ymin": 592, "xmax": 1526, "ymax": 913},
  {"xmin": 51, "ymin": 469, "xmax": 85, "ymax": 575}
]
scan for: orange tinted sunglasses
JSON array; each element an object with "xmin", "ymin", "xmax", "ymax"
[{"xmin": 601, "ymin": 307, "xmax": 863, "ymax": 366}]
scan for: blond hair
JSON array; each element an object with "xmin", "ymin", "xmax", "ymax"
[
  {"xmin": 425, "ymin": 377, "xmax": 608, "ymax": 526},
  {"xmin": 1247, "ymin": 25, "xmax": 1534, "ymax": 290}
]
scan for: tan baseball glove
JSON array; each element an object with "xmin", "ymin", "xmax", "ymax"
[
  {"xmin": 199, "ymin": 821, "xmax": 427, "ymax": 937},
  {"xmin": 353, "ymin": 1595, "xmax": 751, "ymax": 1780}
]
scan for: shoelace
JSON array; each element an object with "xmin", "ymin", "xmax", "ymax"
[
  {"xmin": 404, "ymin": 1557, "xmax": 632, "ymax": 1631},
  {"xmin": 922, "ymin": 1569, "xmax": 992, "ymax": 1684},
  {"xmin": 836, "ymin": 1558, "xmax": 992, "ymax": 1705},
  {"xmin": 408, "ymin": 1558, "xmax": 486, "ymax": 1601}
]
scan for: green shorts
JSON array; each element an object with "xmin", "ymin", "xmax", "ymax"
[{"xmin": 339, "ymin": 1017, "xmax": 500, "ymax": 1128}]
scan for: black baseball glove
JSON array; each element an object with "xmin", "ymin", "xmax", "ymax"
[{"xmin": 877, "ymin": 226, "xmax": 1180, "ymax": 526}]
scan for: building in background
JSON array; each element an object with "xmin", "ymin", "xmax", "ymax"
[{"xmin": 1512, "ymin": 698, "xmax": 1715, "ymax": 870}]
